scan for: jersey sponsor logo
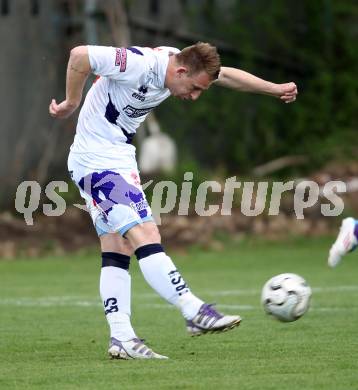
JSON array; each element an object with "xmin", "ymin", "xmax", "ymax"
[
  {"xmin": 129, "ymin": 198, "xmax": 149, "ymax": 214},
  {"xmin": 120, "ymin": 48, "xmax": 127, "ymax": 72},
  {"xmin": 131, "ymin": 84, "xmax": 148, "ymax": 101},
  {"xmin": 123, "ymin": 105, "xmax": 155, "ymax": 118},
  {"xmin": 114, "ymin": 48, "xmax": 127, "ymax": 72},
  {"xmin": 132, "ymin": 92, "xmax": 145, "ymax": 102},
  {"xmin": 138, "ymin": 85, "xmax": 148, "ymax": 94},
  {"xmin": 115, "ymin": 48, "xmax": 121, "ymax": 66}
]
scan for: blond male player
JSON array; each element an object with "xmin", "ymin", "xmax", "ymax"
[{"xmin": 50, "ymin": 42, "xmax": 298, "ymax": 359}]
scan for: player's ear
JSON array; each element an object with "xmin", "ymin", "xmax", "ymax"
[{"xmin": 177, "ymin": 66, "xmax": 189, "ymax": 77}]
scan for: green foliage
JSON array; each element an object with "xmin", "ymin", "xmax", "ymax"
[{"xmin": 156, "ymin": 0, "xmax": 357, "ymax": 175}]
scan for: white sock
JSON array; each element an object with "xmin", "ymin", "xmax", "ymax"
[
  {"xmin": 176, "ymin": 292, "xmax": 204, "ymax": 320},
  {"xmin": 137, "ymin": 247, "xmax": 204, "ymax": 320},
  {"xmin": 100, "ymin": 266, "xmax": 136, "ymax": 341}
]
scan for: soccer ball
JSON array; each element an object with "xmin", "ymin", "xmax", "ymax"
[{"xmin": 261, "ymin": 273, "xmax": 312, "ymax": 322}]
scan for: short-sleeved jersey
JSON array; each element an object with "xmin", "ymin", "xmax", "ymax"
[{"xmin": 70, "ymin": 45, "xmax": 180, "ymax": 169}]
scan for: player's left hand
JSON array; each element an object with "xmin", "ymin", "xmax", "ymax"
[
  {"xmin": 49, "ymin": 99, "xmax": 78, "ymax": 118},
  {"xmin": 275, "ymin": 82, "xmax": 298, "ymax": 103}
]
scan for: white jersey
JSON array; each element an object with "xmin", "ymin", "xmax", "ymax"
[{"xmin": 70, "ymin": 45, "xmax": 180, "ymax": 169}]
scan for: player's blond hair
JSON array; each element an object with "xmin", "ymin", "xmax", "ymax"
[{"xmin": 176, "ymin": 42, "xmax": 221, "ymax": 80}]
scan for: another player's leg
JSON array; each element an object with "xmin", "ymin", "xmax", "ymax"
[
  {"xmin": 125, "ymin": 222, "xmax": 242, "ymax": 336},
  {"xmin": 328, "ymin": 217, "xmax": 358, "ymax": 267},
  {"xmin": 100, "ymin": 234, "xmax": 168, "ymax": 359}
]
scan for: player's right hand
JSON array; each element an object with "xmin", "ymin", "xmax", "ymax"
[
  {"xmin": 49, "ymin": 99, "xmax": 78, "ymax": 119},
  {"xmin": 276, "ymin": 82, "xmax": 298, "ymax": 103}
]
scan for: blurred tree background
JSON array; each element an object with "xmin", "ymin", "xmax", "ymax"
[
  {"xmin": 156, "ymin": 0, "xmax": 357, "ymax": 174},
  {"xmin": 0, "ymin": 0, "xmax": 357, "ymax": 209}
]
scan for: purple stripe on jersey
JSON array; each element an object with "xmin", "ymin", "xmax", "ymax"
[
  {"xmin": 105, "ymin": 93, "xmax": 119, "ymax": 125},
  {"xmin": 78, "ymin": 171, "xmax": 148, "ymax": 218},
  {"xmin": 127, "ymin": 47, "xmax": 144, "ymax": 56},
  {"xmin": 104, "ymin": 94, "xmax": 134, "ymax": 144},
  {"xmin": 121, "ymin": 127, "xmax": 135, "ymax": 144}
]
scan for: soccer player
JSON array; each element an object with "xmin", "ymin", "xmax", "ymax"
[
  {"xmin": 49, "ymin": 42, "xmax": 298, "ymax": 359},
  {"xmin": 328, "ymin": 217, "xmax": 358, "ymax": 267}
]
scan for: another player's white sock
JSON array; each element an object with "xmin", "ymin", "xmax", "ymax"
[
  {"xmin": 100, "ymin": 252, "xmax": 136, "ymax": 341},
  {"xmin": 135, "ymin": 244, "xmax": 204, "ymax": 320}
]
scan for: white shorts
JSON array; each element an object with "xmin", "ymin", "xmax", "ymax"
[{"xmin": 68, "ymin": 152, "xmax": 153, "ymax": 236}]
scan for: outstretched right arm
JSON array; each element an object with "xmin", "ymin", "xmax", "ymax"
[
  {"xmin": 49, "ymin": 46, "xmax": 91, "ymax": 119},
  {"xmin": 215, "ymin": 67, "xmax": 298, "ymax": 103}
]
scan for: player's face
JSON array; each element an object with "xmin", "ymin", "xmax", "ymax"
[{"xmin": 170, "ymin": 69, "xmax": 212, "ymax": 101}]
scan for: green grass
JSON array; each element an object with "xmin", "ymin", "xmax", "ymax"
[{"xmin": 0, "ymin": 238, "xmax": 358, "ymax": 389}]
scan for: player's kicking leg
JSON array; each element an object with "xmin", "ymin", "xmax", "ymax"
[
  {"xmin": 126, "ymin": 222, "xmax": 242, "ymax": 338},
  {"xmin": 328, "ymin": 217, "xmax": 358, "ymax": 267},
  {"xmin": 185, "ymin": 303, "xmax": 241, "ymax": 336}
]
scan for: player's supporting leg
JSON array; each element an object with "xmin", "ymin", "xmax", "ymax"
[
  {"xmin": 328, "ymin": 217, "xmax": 358, "ymax": 267},
  {"xmin": 126, "ymin": 222, "xmax": 242, "ymax": 336},
  {"xmin": 100, "ymin": 234, "xmax": 167, "ymax": 359}
]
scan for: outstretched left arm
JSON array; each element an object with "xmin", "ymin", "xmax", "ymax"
[{"xmin": 214, "ymin": 66, "xmax": 298, "ymax": 103}]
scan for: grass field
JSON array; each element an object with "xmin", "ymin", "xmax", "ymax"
[{"xmin": 0, "ymin": 237, "xmax": 358, "ymax": 390}]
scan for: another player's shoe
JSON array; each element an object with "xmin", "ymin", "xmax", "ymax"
[
  {"xmin": 186, "ymin": 303, "xmax": 241, "ymax": 336},
  {"xmin": 108, "ymin": 337, "xmax": 168, "ymax": 360},
  {"xmin": 328, "ymin": 217, "xmax": 358, "ymax": 268}
]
